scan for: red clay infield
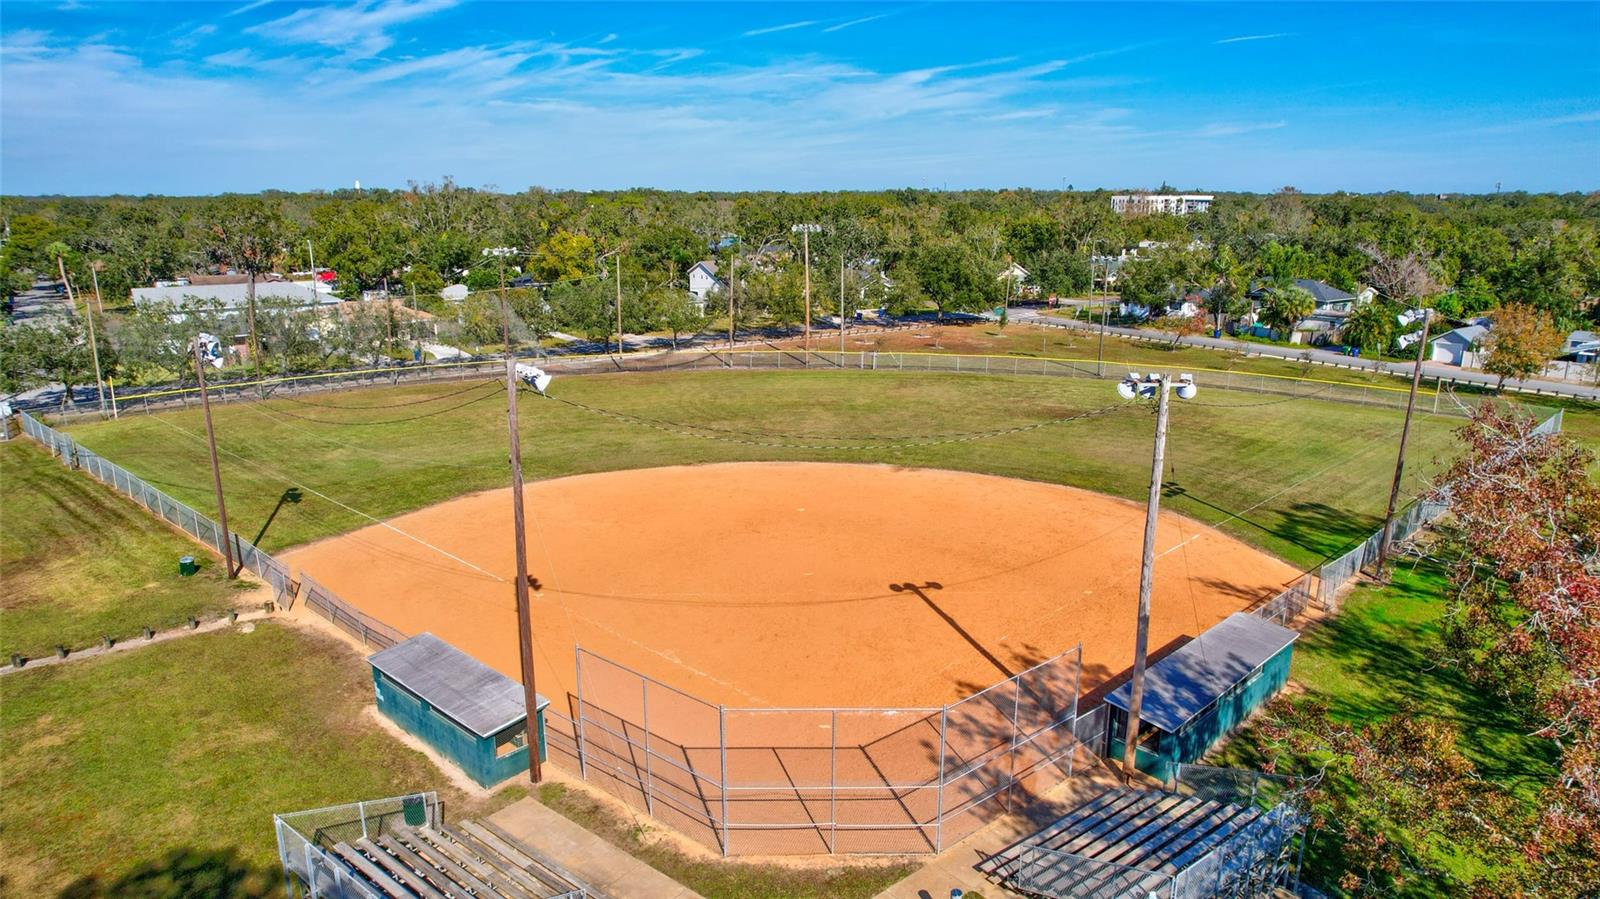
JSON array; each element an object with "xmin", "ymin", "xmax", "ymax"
[{"xmin": 283, "ymin": 462, "xmax": 1300, "ymax": 711}]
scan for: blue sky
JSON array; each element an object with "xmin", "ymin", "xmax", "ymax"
[{"xmin": 2, "ymin": 1, "xmax": 1596, "ymax": 195}]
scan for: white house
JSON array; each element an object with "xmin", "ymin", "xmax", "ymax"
[
  {"xmin": 1563, "ymin": 330, "xmax": 1598, "ymax": 363},
  {"xmin": 440, "ymin": 284, "xmax": 470, "ymax": 302},
  {"xmin": 1430, "ymin": 324, "xmax": 1490, "ymax": 366},
  {"xmin": 131, "ymin": 280, "xmax": 335, "ymax": 314},
  {"xmin": 686, "ymin": 261, "xmax": 726, "ymax": 304},
  {"xmin": 1111, "ymin": 194, "xmax": 1215, "ymax": 216},
  {"xmin": 998, "ymin": 262, "xmax": 1034, "ymax": 298}
]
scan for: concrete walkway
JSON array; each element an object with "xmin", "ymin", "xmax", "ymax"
[
  {"xmin": 873, "ymin": 761, "xmax": 1126, "ymax": 899},
  {"xmin": 488, "ymin": 798, "xmax": 704, "ymax": 899}
]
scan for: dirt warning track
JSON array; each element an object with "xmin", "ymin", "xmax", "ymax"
[{"xmin": 282, "ymin": 462, "xmax": 1300, "ymax": 710}]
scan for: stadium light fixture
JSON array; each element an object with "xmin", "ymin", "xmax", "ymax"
[
  {"xmin": 515, "ymin": 363, "xmax": 553, "ymax": 396},
  {"xmin": 1114, "ymin": 372, "xmax": 1195, "ymax": 781}
]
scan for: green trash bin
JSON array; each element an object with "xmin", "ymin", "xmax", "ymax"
[
  {"xmin": 178, "ymin": 556, "xmax": 198, "ymax": 576},
  {"xmin": 402, "ymin": 795, "xmax": 427, "ymax": 827}
]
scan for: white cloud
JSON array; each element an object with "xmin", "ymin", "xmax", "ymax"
[
  {"xmin": 823, "ymin": 14, "xmax": 889, "ymax": 33},
  {"xmin": 247, "ymin": 0, "xmax": 458, "ymax": 58},
  {"xmin": 1195, "ymin": 120, "xmax": 1288, "ymax": 137},
  {"xmin": 1214, "ymin": 33, "xmax": 1294, "ymax": 45},
  {"xmin": 742, "ymin": 20, "xmax": 817, "ymax": 38},
  {"xmin": 226, "ymin": 0, "xmax": 274, "ymax": 17}
]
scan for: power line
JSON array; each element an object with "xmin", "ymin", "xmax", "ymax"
[
  {"xmin": 277, "ymin": 378, "xmax": 499, "ymax": 410},
  {"xmin": 265, "ymin": 383, "xmax": 503, "ymax": 426}
]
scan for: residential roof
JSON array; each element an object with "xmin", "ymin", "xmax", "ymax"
[
  {"xmin": 1104, "ymin": 613, "xmax": 1299, "ymax": 734},
  {"xmin": 1569, "ymin": 330, "xmax": 1597, "ymax": 345},
  {"xmin": 368, "ymin": 633, "xmax": 549, "ymax": 738},
  {"xmin": 1247, "ymin": 279, "xmax": 1355, "ymax": 305},
  {"xmin": 689, "ymin": 259, "xmax": 720, "ymax": 277},
  {"xmin": 1432, "ymin": 324, "xmax": 1490, "ymax": 346},
  {"xmin": 132, "ymin": 281, "xmax": 334, "ymax": 309}
]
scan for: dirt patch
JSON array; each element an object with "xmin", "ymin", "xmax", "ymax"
[{"xmin": 281, "ymin": 462, "xmax": 1299, "ymax": 709}]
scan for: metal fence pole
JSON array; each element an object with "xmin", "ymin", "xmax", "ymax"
[
  {"xmin": 575, "ymin": 645, "xmax": 588, "ymax": 780},
  {"xmin": 719, "ymin": 705, "xmax": 730, "ymax": 857},
  {"xmin": 933, "ymin": 707, "xmax": 949, "ymax": 852},
  {"xmin": 829, "ymin": 708, "xmax": 838, "ymax": 854},
  {"xmin": 642, "ymin": 679, "xmax": 655, "ymax": 816}
]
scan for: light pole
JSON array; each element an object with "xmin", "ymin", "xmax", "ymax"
[
  {"xmin": 506, "ymin": 361, "xmax": 552, "ymax": 784},
  {"xmin": 792, "ymin": 223, "xmax": 821, "ymax": 362},
  {"xmin": 1116, "ymin": 371, "xmax": 1198, "ymax": 780}
]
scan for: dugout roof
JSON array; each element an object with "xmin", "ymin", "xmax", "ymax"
[
  {"xmin": 369, "ymin": 633, "xmax": 549, "ymax": 739},
  {"xmin": 1105, "ymin": 613, "xmax": 1298, "ymax": 734}
]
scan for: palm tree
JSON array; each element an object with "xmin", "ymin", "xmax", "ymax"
[
  {"xmin": 1341, "ymin": 301, "xmax": 1397, "ymax": 356},
  {"xmin": 1258, "ymin": 284, "xmax": 1314, "ymax": 339}
]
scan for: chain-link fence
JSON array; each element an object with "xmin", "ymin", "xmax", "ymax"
[
  {"xmin": 570, "ymin": 644, "xmax": 1089, "ymax": 856},
  {"xmin": 275, "ymin": 793, "xmax": 441, "ymax": 899},
  {"xmin": 300, "ymin": 572, "xmax": 408, "ymax": 650}
]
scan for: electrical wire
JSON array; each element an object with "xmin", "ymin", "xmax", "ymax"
[
  {"xmin": 263, "ymin": 383, "xmax": 503, "ymax": 426},
  {"xmin": 276, "ymin": 378, "xmax": 500, "ymax": 410}
]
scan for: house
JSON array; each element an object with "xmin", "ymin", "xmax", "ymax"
[
  {"xmin": 686, "ymin": 260, "xmax": 726, "ymax": 305},
  {"xmin": 368, "ymin": 633, "xmax": 549, "ymax": 788},
  {"xmin": 440, "ymin": 284, "xmax": 469, "ymax": 302},
  {"xmin": 1562, "ymin": 330, "xmax": 1598, "ymax": 363},
  {"xmin": 1430, "ymin": 323, "xmax": 1490, "ymax": 366},
  {"xmin": 131, "ymin": 279, "xmax": 336, "ymax": 313},
  {"xmin": 1247, "ymin": 278, "xmax": 1361, "ymax": 314},
  {"xmin": 998, "ymin": 262, "xmax": 1035, "ymax": 298},
  {"xmin": 1111, "ymin": 193, "xmax": 1215, "ymax": 216},
  {"xmin": 1105, "ymin": 613, "xmax": 1298, "ymax": 782}
]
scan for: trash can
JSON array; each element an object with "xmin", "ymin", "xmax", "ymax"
[{"xmin": 178, "ymin": 556, "xmax": 198, "ymax": 576}]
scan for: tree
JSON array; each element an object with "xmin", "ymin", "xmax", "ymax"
[
  {"xmin": 1341, "ymin": 300, "xmax": 1398, "ymax": 356},
  {"xmin": 30, "ymin": 320, "xmax": 96, "ymax": 408},
  {"xmin": 1434, "ymin": 404, "xmax": 1600, "ymax": 895},
  {"xmin": 204, "ymin": 197, "xmax": 289, "ymax": 374},
  {"xmin": 1257, "ymin": 284, "xmax": 1314, "ymax": 338},
  {"xmin": 1026, "ymin": 248, "xmax": 1092, "ymax": 298},
  {"xmin": 1483, "ymin": 303, "xmax": 1564, "ymax": 389},
  {"xmin": 547, "ymin": 279, "xmax": 612, "ymax": 346},
  {"xmin": 1152, "ymin": 310, "xmax": 1206, "ymax": 347},
  {"xmin": 531, "ymin": 229, "xmax": 597, "ymax": 283},
  {"xmin": 1202, "ymin": 246, "xmax": 1253, "ymax": 335},
  {"xmin": 909, "ymin": 243, "xmax": 998, "ymax": 317},
  {"xmin": 656, "ymin": 289, "xmax": 706, "ymax": 349},
  {"xmin": 1362, "ymin": 245, "xmax": 1440, "ymax": 306}
]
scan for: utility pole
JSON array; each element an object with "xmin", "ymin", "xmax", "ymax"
[
  {"xmin": 792, "ymin": 224, "xmax": 821, "ymax": 363},
  {"xmin": 195, "ymin": 339, "xmax": 235, "ymax": 579},
  {"xmin": 728, "ymin": 251, "xmax": 737, "ymax": 356},
  {"xmin": 504, "ymin": 357, "xmax": 543, "ymax": 784},
  {"xmin": 1375, "ymin": 310, "xmax": 1432, "ymax": 576},
  {"xmin": 615, "ymin": 252, "xmax": 624, "ymax": 357},
  {"xmin": 411, "ymin": 282, "xmax": 420, "ymax": 362},
  {"xmin": 89, "ymin": 263, "xmax": 105, "ymax": 314},
  {"xmin": 1122, "ymin": 375, "xmax": 1171, "ymax": 780},
  {"xmin": 839, "ymin": 256, "xmax": 847, "ymax": 356},
  {"xmin": 58, "ymin": 264, "xmax": 107, "ymax": 414},
  {"xmin": 498, "ymin": 251, "xmax": 512, "ymax": 353}
]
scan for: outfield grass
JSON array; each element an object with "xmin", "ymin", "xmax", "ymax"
[
  {"xmin": 0, "ymin": 439, "xmax": 249, "ymax": 659},
  {"xmin": 0, "ymin": 622, "xmax": 488, "ymax": 896},
  {"xmin": 1214, "ymin": 559, "xmax": 1558, "ymax": 894},
  {"xmin": 60, "ymin": 369, "xmax": 1474, "ymax": 570}
]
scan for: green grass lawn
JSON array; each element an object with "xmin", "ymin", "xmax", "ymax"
[
  {"xmin": 0, "ymin": 439, "xmax": 250, "ymax": 659},
  {"xmin": 0, "ymin": 622, "xmax": 488, "ymax": 896},
  {"xmin": 63, "ymin": 369, "xmax": 1474, "ymax": 570},
  {"xmin": 1213, "ymin": 559, "xmax": 1559, "ymax": 894}
]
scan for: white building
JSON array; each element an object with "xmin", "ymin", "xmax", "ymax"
[
  {"xmin": 686, "ymin": 261, "xmax": 725, "ymax": 303},
  {"xmin": 131, "ymin": 280, "xmax": 335, "ymax": 312},
  {"xmin": 1111, "ymin": 194, "xmax": 1215, "ymax": 216}
]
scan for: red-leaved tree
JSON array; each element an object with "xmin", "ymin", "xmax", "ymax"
[{"xmin": 1435, "ymin": 403, "xmax": 1600, "ymax": 895}]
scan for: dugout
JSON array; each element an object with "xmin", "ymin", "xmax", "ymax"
[
  {"xmin": 368, "ymin": 633, "xmax": 549, "ymax": 788},
  {"xmin": 1104, "ymin": 612, "xmax": 1298, "ymax": 783}
]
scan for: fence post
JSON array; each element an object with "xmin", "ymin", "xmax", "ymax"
[
  {"xmin": 575, "ymin": 647, "xmax": 588, "ymax": 780},
  {"xmin": 933, "ymin": 706, "xmax": 948, "ymax": 852},
  {"xmin": 358, "ymin": 800, "xmax": 368, "ymax": 840},
  {"xmin": 829, "ymin": 708, "xmax": 838, "ymax": 854},
  {"xmin": 719, "ymin": 705, "xmax": 730, "ymax": 857},
  {"xmin": 642, "ymin": 679, "xmax": 655, "ymax": 817}
]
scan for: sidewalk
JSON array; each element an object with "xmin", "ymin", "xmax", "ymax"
[
  {"xmin": 488, "ymin": 798, "xmax": 704, "ymax": 899},
  {"xmin": 872, "ymin": 761, "xmax": 1125, "ymax": 899}
]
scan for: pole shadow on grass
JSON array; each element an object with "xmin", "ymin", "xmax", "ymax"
[{"xmin": 55, "ymin": 847, "xmax": 279, "ymax": 899}]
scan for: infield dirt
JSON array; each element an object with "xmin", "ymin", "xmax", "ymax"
[{"xmin": 283, "ymin": 462, "xmax": 1300, "ymax": 710}]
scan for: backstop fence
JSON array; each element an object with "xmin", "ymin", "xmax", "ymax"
[
  {"xmin": 570, "ymin": 643, "xmax": 1088, "ymax": 856},
  {"xmin": 274, "ymin": 792, "xmax": 443, "ymax": 899}
]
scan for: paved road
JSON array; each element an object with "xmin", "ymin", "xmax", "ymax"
[
  {"xmin": 8, "ymin": 280, "xmax": 74, "ymax": 326},
  {"xmin": 1008, "ymin": 307, "xmax": 1600, "ymax": 401}
]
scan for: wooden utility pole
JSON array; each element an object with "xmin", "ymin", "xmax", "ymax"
[
  {"xmin": 56, "ymin": 258, "xmax": 107, "ymax": 413},
  {"xmin": 1375, "ymin": 311, "xmax": 1432, "ymax": 576},
  {"xmin": 498, "ymin": 252, "xmax": 512, "ymax": 352},
  {"xmin": 615, "ymin": 252, "xmax": 624, "ymax": 357},
  {"xmin": 89, "ymin": 264, "xmax": 105, "ymax": 313},
  {"xmin": 1122, "ymin": 375, "xmax": 1170, "ymax": 779},
  {"xmin": 194, "ymin": 340, "xmax": 235, "ymax": 579},
  {"xmin": 839, "ymin": 256, "xmax": 846, "ymax": 356},
  {"xmin": 727, "ymin": 253, "xmax": 737, "ymax": 355},
  {"xmin": 505, "ymin": 357, "xmax": 543, "ymax": 784}
]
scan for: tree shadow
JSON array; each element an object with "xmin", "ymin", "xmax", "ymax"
[{"xmin": 56, "ymin": 847, "xmax": 280, "ymax": 898}]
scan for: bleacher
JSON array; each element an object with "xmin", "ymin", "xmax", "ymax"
[
  {"xmin": 979, "ymin": 785, "xmax": 1300, "ymax": 898},
  {"xmin": 285, "ymin": 807, "xmax": 594, "ymax": 899}
]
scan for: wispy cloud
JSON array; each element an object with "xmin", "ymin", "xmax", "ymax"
[
  {"xmin": 742, "ymin": 20, "xmax": 816, "ymax": 38},
  {"xmin": 1196, "ymin": 120, "xmax": 1287, "ymax": 137},
  {"xmin": 248, "ymin": 0, "xmax": 458, "ymax": 58},
  {"xmin": 599, "ymin": 33, "xmax": 619, "ymax": 45},
  {"xmin": 1215, "ymin": 33, "xmax": 1294, "ymax": 45},
  {"xmin": 226, "ymin": 0, "xmax": 273, "ymax": 17},
  {"xmin": 823, "ymin": 14, "xmax": 889, "ymax": 33}
]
